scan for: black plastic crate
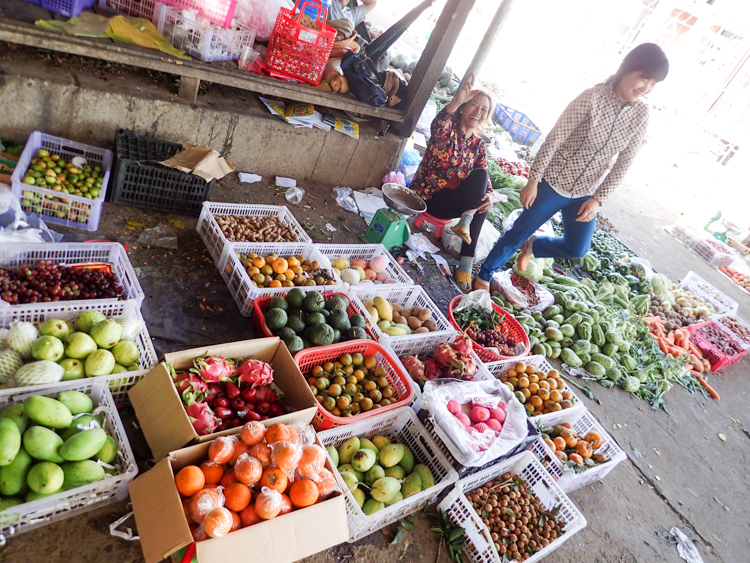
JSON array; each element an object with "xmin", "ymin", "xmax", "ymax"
[
  {"xmin": 418, "ymin": 410, "xmax": 540, "ymax": 479},
  {"xmin": 109, "ymin": 129, "xmax": 215, "ymax": 216}
]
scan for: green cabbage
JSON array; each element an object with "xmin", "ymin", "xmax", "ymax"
[
  {"xmin": 622, "ymin": 376, "xmax": 641, "ymax": 393},
  {"xmin": 651, "ymin": 274, "xmax": 675, "ymax": 304},
  {"xmin": 512, "ymin": 258, "xmax": 546, "ymax": 282}
]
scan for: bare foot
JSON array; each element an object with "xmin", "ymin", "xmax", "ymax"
[
  {"xmin": 516, "ymin": 237, "xmax": 535, "ymax": 271},
  {"xmin": 473, "ymin": 277, "xmax": 489, "ymax": 291}
]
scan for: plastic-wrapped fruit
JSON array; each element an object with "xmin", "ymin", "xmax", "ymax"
[
  {"xmin": 14, "ymin": 361, "xmax": 64, "ymax": 387},
  {"xmin": 0, "ymin": 349, "xmax": 23, "ymax": 384},
  {"xmin": 7, "ymin": 322, "xmax": 39, "ymax": 359}
]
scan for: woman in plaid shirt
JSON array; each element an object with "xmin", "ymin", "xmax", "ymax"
[{"xmin": 475, "ymin": 43, "xmax": 669, "ymax": 290}]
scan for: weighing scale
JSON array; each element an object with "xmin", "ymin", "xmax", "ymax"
[{"xmin": 361, "ymin": 183, "xmax": 426, "ymax": 249}]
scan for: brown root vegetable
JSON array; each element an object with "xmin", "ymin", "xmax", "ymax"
[
  {"xmin": 422, "ymin": 320, "xmax": 438, "ymax": 332},
  {"xmin": 406, "ymin": 316, "xmax": 423, "ymax": 330},
  {"xmin": 414, "ymin": 327, "xmax": 430, "ymax": 334},
  {"xmin": 417, "ymin": 308, "xmax": 432, "ymax": 322}
]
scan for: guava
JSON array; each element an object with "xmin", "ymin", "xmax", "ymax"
[
  {"xmin": 31, "ymin": 336, "xmax": 65, "ymax": 362},
  {"xmin": 75, "ymin": 311, "xmax": 107, "ymax": 334},
  {"xmin": 84, "ymin": 349, "xmax": 116, "ymax": 377},
  {"xmin": 39, "ymin": 319, "xmax": 70, "ymax": 340},
  {"xmin": 89, "ymin": 320, "xmax": 122, "ymax": 350},
  {"xmin": 64, "ymin": 332, "xmax": 98, "ymax": 360},
  {"xmin": 111, "ymin": 341, "xmax": 139, "ymax": 366},
  {"xmin": 60, "ymin": 358, "xmax": 85, "ymax": 381}
]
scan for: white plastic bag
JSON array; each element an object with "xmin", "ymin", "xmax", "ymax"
[
  {"xmin": 440, "ymin": 218, "xmax": 500, "ymax": 262},
  {"xmin": 234, "ymin": 0, "xmax": 291, "ymax": 42},
  {"xmin": 0, "ymin": 192, "xmax": 62, "ymax": 243},
  {"xmin": 415, "ymin": 99, "xmax": 437, "ymax": 136},
  {"xmin": 490, "ymin": 269, "xmax": 554, "ymax": 312},
  {"xmin": 422, "ymin": 378, "xmax": 528, "ymax": 467}
]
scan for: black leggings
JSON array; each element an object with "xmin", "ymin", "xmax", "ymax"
[{"xmin": 426, "ymin": 168, "xmax": 488, "ymax": 258}]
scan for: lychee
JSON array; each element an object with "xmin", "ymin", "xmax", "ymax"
[
  {"xmin": 454, "ymin": 412, "xmax": 470, "ymax": 427},
  {"xmin": 486, "ymin": 419, "xmax": 503, "ymax": 432},
  {"xmin": 489, "ymin": 407, "xmax": 506, "ymax": 423},
  {"xmin": 470, "ymin": 406, "xmax": 490, "ymax": 424},
  {"xmin": 446, "ymin": 399, "xmax": 461, "ymax": 415},
  {"xmin": 473, "ymin": 422, "xmax": 489, "ymax": 433}
]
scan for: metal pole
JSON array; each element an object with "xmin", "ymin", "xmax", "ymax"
[{"xmin": 461, "ymin": 0, "xmax": 516, "ymax": 87}]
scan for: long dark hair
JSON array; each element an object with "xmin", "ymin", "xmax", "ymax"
[{"xmin": 606, "ymin": 43, "xmax": 669, "ymax": 88}]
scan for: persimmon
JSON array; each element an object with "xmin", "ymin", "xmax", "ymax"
[
  {"xmin": 255, "ymin": 487, "xmax": 283, "ymax": 520},
  {"xmin": 574, "ymin": 440, "xmax": 593, "ymax": 459},
  {"xmin": 584, "ymin": 431, "xmax": 604, "ymax": 449},
  {"xmin": 240, "ymin": 421, "xmax": 266, "ymax": 446},
  {"xmin": 230, "ymin": 442, "xmax": 250, "ymax": 466},
  {"xmin": 314, "ymin": 468, "xmax": 338, "ymax": 498},
  {"xmin": 208, "ymin": 437, "xmax": 236, "ymax": 464},
  {"xmin": 568, "ymin": 453, "xmax": 584, "ymax": 465},
  {"xmin": 175, "ymin": 465, "xmax": 205, "ymax": 498},
  {"xmin": 188, "ymin": 488, "xmax": 224, "ymax": 524},
  {"xmin": 224, "ymin": 482, "xmax": 252, "ymax": 512},
  {"xmin": 203, "ymin": 506, "xmax": 234, "ymax": 538},
  {"xmin": 220, "ymin": 469, "xmax": 238, "ymax": 488},
  {"xmin": 230, "ymin": 510, "xmax": 242, "ymax": 532},
  {"xmin": 296, "ymin": 444, "xmax": 326, "ymax": 479},
  {"xmin": 289, "ymin": 479, "xmax": 319, "ymax": 508},
  {"xmin": 266, "ymin": 423, "xmax": 292, "ymax": 444},
  {"xmin": 200, "ymin": 461, "xmax": 225, "ymax": 485},
  {"xmin": 234, "ymin": 453, "xmax": 263, "ymax": 486},
  {"xmin": 259, "ymin": 467, "xmax": 288, "ymax": 493},
  {"xmin": 552, "ymin": 437, "xmax": 566, "ymax": 451},
  {"xmin": 560, "ymin": 422, "xmax": 573, "ymax": 430},
  {"xmin": 240, "ymin": 504, "xmax": 262, "ymax": 527},
  {"xmin": 249, "ymin": 442, "xmax": 272, "ymax": 468},
  {"xmin": 279, "ymin": 493, "xmax": 293, "ymax": 515},
  {"xmin": 543, "ymin": 438, "xmax": 557, "ymax": 452},
  {"xmin": 271, "ymin": 441, "xmax": 302, "ymax": 472},
  {"xmin": 554, "ymin": 450, "xmax": 568, "ymax": 462}
]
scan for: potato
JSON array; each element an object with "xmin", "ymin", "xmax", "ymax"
[
  {"xmin": 392, "ymin": 303, "xmax": 403, "ymax": 313},
  {"xmin": 422, "ymin": 320, "xmax": 437, "ymax": 332},
  {"xmin": 406, "ymin": 316, "xmax": 423, "ymax": 330},
  {"xmin": 394, "ymin": 314, "xmax": 408, "ymax": 326},
  {"xmin": 414, "ymin": 327, "xmax": 430, "ymax": 334},
  {"xmin": 417, "ymin": 309, "xmax": 432, "ymax": 322}
]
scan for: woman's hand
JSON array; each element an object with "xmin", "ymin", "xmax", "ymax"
[
  {"xmin": 520, "ymin": 179, "xmax": 538, "ymax": 209},
  {"xmin": 576, "ymin": 198, "xmax": 600, "ymax": 222},
  {"xmin": 477, "ymin": 193, "xmax": 492, "ymax": 213},
  {"xmin": 446, "ymin": 72, "xmax": 476, "ymax": 114}
]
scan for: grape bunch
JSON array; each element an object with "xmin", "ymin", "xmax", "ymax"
[
  {"xmin": 466, "ymin": 326, "xmax": 517, "ymax": 356},
  {"xmin": 0, "ymin": 260, "xmax": 125, "ymax": 304}
]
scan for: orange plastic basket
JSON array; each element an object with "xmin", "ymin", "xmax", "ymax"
[
  {"xmin": 294, "ymin": 339, "xmax": 415, "ymax": 430},
  {"xmin": 447, "ymin": 295, "xmax": 530, "ymax": 363},
  {"xmin": 265, "ymin": 0, "xmax": 336, "ymax": 85}
]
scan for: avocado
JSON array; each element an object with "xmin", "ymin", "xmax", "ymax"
[{"xmin": 265, "ymin": 308, "xmax": 288, "ymax": 331}]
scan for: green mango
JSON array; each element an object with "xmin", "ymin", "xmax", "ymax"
[
  {"xmin": 93, "ymin": 435, "xmax": 117, "ymax": 464},
  {"xmin": 364, "ymin": 465, "xmax": 385, "ymax": 486},
  {"xmin": 0, "ymin": 447, "xmax": 33, "ymax": 496},
  {"xmin": 371, "ymin": 477, "xmax": 400, "ymax": 503},
  {"xmin": 56, "ymin": 391, "xmax": 93, "ymax": 415},
  {"xmin": 24, "ymin": 396, "xmax": 72, "ymax": 430},
  {"xmin": 378, "ymin": 444, "xmax": 404, "ymax": 468},
  {"xmin": 62, "ymin": 460, "xmax": 106, "ymax": 490},
  {"xmin": 351, "ymin": 449, "xmax": 377, "ymax": 473},
  {"xmin": 59, "ymin": 427, "xmax": 107, "ymax": 462},
  {"xmin": 352, "ymin": 487, "xmax": 366, "ymax": 508},
  {"xmin": 0, "ymin": 418, "xmax": 21, "ymax": 466},
  {"xmin": 58, "ymin": 414, "xmax": 103, "ymax": 441},
  {"xmin": 0, "ymin": 404, "xmax": 30, "ymax": 433},
  {"xmin": 413, "ymin": 464, "xmax": 434, "ymax": 490},
  {"xmin": 398, "ymin": 447, "xmax": 415, "ymax": 474},
  {"xmin": 0, "ymin": 497, "xmax": 24, "ymax": 511},
  {"xmin": 362, "ymin": 498, "xmax": 385, "ymax": 515},
  {"xmin": 384, "ymin": 466, "xmax": 405, "ymax": 480},
  {"xmin": 339, "ymin": 471, "xmax": 359, "ymax": 493},
  {"xmin": 383, "ymin": 490, "xmax": 403, "ymax": 507},
  {"xmin": 337, "ymin": 437, "xmax": 360, "ymax": 465},
  {"xmin": 358, "ymin": 438, "xmax": 380, "ymax": 455},
  {"xmin": 400, "ymin": 472, "xmax": 421, "ymax": 498},
  {"xmin": 338, "ymin": 464, "xmax": 363, "ymax": 483},
  {"xmin": 371, "ymin": 435, "xmax": 391, "ymax": 450},
  {"xmin": 23, "ymin": 426, "xmax": 65, "ymax": 463},
  {"xmin": 325, "ymin": 446, "xmax": 339, "ymax": 467},
  {"xmin": 27, "ymin": 461, "xmax": 64, "ymax": 494}
]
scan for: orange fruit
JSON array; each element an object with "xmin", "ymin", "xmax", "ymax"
[
  {"xmin": 220, "ymin": 469, "xmax": 238, "ymax": 488},
  {"xmin": 259, "ymin": 467, "xmax": 288, "ymax": 494},
  {"xmin": 200, "ymin": 461, "xmax": 225, "ymax": 485},
  {"xmin": 175, "ymin": 465, "xmax": 205, "ymax": 498},
  {"xmin": 249, "ymin": 442, "xmax": 272, "ymax": 468},
  {"xmin": 208, "ymin": 437, "xmax": 235, "ymax": 464},
  {"xmin": 554, "ymin": 450, "xmax": 568, "ymax": 462},
  {"xmin": 314, "ymin": 468, "xmax": 338, "ymax": 498},
  {"xmin": 272, "ymin": 257, "xmax": 289, "ymax": 274},
  {"xmin": 252, "ymin": 255, "xmax": 266, "ymax": 269},
  {"xmin": 255, "ymin": 488, "xmax": 283, "ymax": 520},
  {"xmin": 188, "ymin": 487, "xmax": 224, "ymax": 524},
  {"xmin": 283, "ymin": 269, "xmax": 295, "ymax": 282},
  {"xmin": 224, "ymin": 482, "xmax": 252, "ymax": 512},
  {"xmin": 266, "ymin": 423, "xmax": 291, "ymax": 444},
  {"xmin": 279, "ymin": 493, "xmax": 293, "ymax": 515},
  {"xmin": 234, "ymin": 453, "xmax": 263, "ymax": 486},
  {"xmin": 203, "ymin": 506, "xmax": 234, "ymax": 538},
  {"xmin": 240, "ymin": 421, "xmax": 266, "ymax": 446},
  {"xmin": 584, "ymin": 431, "xmax": 604, "ymax": 449},
  {"xmin": 296, "ymin": 444, "xmax": 326, "ymax": 479},
  {"xmin": 287, "ymin": 256, "xmax": 300, "ymax": 268},
  {"xmin": 230, "ymin": 441, "xmax": 249, "ymax": 466},
  {"xmin": 269, "ymin": 280, "xmax": 282, "ymax": 288},
  {"xmin": 289, "ymin": 478, "xmax": 319, "ymax": 508},
  {"xmin": 271, "ymin": 441, "xmax": 302, "ymax": 472},
  {"xmin": 543, "ymin": 438, "xmax": 557, "ymax": 453},
  {"xmin": 230, "ymin": 510, "xmax": 242, "ymax": 532},
  {"xmin": 240, "ymin": 504, "xmax": 262, "ymax": 528},
  {"xmin": 568, "ymin": 453, "xmax": 584, "ymax": 465},
  {"xmin": 552, "ymin": 437, "xmax": 566, "ymax": 451},
  {"xmin": 181, "ymin": 498, "xmax": 191, "ymax": 517},
  {"xmin": 574, "ymin": 440, "xmax": 593, "ymax": 459}
]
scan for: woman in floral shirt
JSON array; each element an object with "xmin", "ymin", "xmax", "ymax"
[{"xmin": 411, "ymin": 73, "xmax": 494, "ymax": 291}]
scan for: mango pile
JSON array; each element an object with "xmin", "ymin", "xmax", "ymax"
[
  {"xmin": 0, "ymin": 390, "xmax": 118, "ymax": 509},
  {"xmin": 326, "ymin": 434, "xmax": 435, "ymax": 515},
  {"xmin": 363, "ymin": 296, "xmax": 439, "ymax": 337}
]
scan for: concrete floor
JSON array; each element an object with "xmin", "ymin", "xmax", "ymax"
[{"xmin": 1, "ymin": 170, "xmax": 748, "ymax": 563}]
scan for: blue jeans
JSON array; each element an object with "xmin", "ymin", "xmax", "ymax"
[{"xmin": 478, "ymin": 179, "xmax": 596, "ymax": 281}]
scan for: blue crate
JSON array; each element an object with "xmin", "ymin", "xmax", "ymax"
[
  {"xmin": 492, "ymin": 103, "xmax": 542, "ymax": 147},
  {"xmin": 41, "ymin": 0, "xmax": 95, "ymax": 17}
]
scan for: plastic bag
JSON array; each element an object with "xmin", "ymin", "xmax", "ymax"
[
  {"xmin": 440, "ymin": 217, "xmax": 500, "ymax": 262},
  {"xmin": 382, "ymin": 171, "xmax": 405, "ymax": 186},
  {"xmin": 398, "ymin": 148, "xmax": 422, "ymax": 186},
  {"xmin": 490, "ymin": 269, "xmax": 554, "ymax": 312},
  {"xmin": 138, "ymin": 223, "xmax": 178, "ymax": 249},
  {"xmin": 255, "ymin": 486, "xmax": 284, "ymax": 519},
  {"xmin": 332, "ymin": 186, "xmax": 359, "ymax": 213},
  {"xmin": 0, "ymin": 192, "xmax": 62, "ymax": 243},
  {"xmin": 630, "ymin": 257, "xmax": 654, "ymax": 280},
  {"xmin": 453, "ymin": 289, "xmax": 494, "ymax": 315},
  {"xmin": 235, "ymin": 0, "xmax": 290, "ymax": 42},
  {"xmin": 421, "ymin": 378, "xmax": 528, "ymax": 467},
  {"xmin": 415, "ymin": 99, "xmax": 437, "ymax": 135}
]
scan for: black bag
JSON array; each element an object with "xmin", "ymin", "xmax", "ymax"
[{"xmin": 340, "ymin": 51, "xmax": 387, "ymax": 107}]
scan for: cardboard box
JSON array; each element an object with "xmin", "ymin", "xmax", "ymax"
[
  {"xmin": 129, "ymin": 338, "xmax": 318, "ymax": 460},
  {"xmin": 0, "ymin": 151, "xmax": 19, "ymax": 184},
  {"xmin": 130, "ymin": 431, "xmax": 349, "ymax": 563}
]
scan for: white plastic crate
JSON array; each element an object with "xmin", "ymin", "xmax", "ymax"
[
  {"xmin": 437, "ymin": 451, "xmax": 586, "ymax": 563},
  {"xmin": 98, "ymin": 0, "xmax": 157, "ymax": 19},
  {"xmin": 0, "ymin": 242, "xmax": 145, "ymax": 309},
  {"xmin": 483, "ymin": 355, "xmax": 586, "ymax": 427},
  {"xmin": 218, "ymin": 242, "xmax": 342, "ymax": 315},
  {"xmin": 0, "ymin": 299, "xmax": 158, "ymax": 403},
  {"xmin": 10, "ymin": 132, "xmax": 113, "ymax": 232},
  {"xmin": 692, "ymin": 238, "xmax": 738, "ymax": 269},
  {"xmin": 679, "ymin": 271, "xmax": 739, "ymax": 317},
  {"xmin": 318, "ymin": 407, "xmax": 458, "ymax": 542},
  {"xmin": 529, "ymin": 409, "xmax": 626, "ymax": 493},
  {"xmin": 351, "ymin": 284, "xmax": 455, "ymax": 348},
  {"xmin": 715, "ymin": 314, "xmax": 750, "ymax": 351},
  {"xmin": 155, "ymin": 4, "xmax": 255, "ymax": 62},
  {"xmin": 316, "ymin": 243, "xmax": 413, "ymax": 286},
  {"xmin": 196, "ymin": 202, "xmax": 311, "ymax": 266},
  {"xmin": 665, "ymin": 222, "xmax": 703, "ymax": 249},
  {"xmin": 0, "ymin": 380, "xmax": 138, "ymax": 538}
]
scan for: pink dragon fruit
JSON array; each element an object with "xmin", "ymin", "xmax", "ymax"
[
  {"xmin": 237, "ymin": 359, "xmax": 274, "ymax": 387},
  {"xmin": 423, "ymin": 357, "xmax": 442, "ymax": 381},
  {"xmin": 459, "ymin": 353, "xmax": 478, "ymax": 379},
  {"xmin": 192, "ymin": 355, "xmax": 235, "ymax": 382},
  {"xmin": 452, "ymin": 331, "xmax": 473, "ymax": 355},
  {"xmin": 174, "ymin": 372, "xmax": 208, "ymax": 396},
  {"xmin": 185, "ymin": 401, "xmax": 219, "ymax": 436},
  {"xmin": 433, "ymin": 343, "xmax": 458, "ymax": 367},
  {"xmin": 401, "ymin": 356, "xmax": 425, "ymax": 385},
  {"xmin": 442, "ymin": 353, "xmax": 478, "ymax": 380}
]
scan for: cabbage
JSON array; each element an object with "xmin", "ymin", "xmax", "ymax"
[
  {"xmin": 622, "ymin": 376, "xmax": 641, "ymax": 393},
  {"xmin": 651, "ymin": 274, "xmax": 675, "ymax": 304},
  {"xmin": 512, "ymin": 258, "xmax": 546, "ymax": 282}
]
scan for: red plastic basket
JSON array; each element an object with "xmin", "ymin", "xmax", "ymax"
[
  {"xmin": 265, "ymin": 0, "xmax": 336, "ymax": 85},
  {"xmin": 252, "ymin": 292, "xmax": 377, "ymax": 341},
  {"xmin": 294, "ymin": 340, "xmax": 415, "ymax": 430},
  {"xmin": 686, "ymin": 320, "xmax": 747, "ymax": 372},
  {"xmin": 447, "ymin": 296, "xmax": 530, "ymax": 363}
]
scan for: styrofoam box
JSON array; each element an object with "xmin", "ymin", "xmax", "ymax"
[
  {"xmin": 351, "ymin": 284, "xmax": 455, "ymax": 349},
  {"xmin": 0, "ymin": 242, "xmax": 144, "ymax": 309},
  {"xmin": 0, "ymin": 380, "xmax": 138, "ymax": 538},
  {"xmin": 680, "ymin": 271, "xmax": 739, "ymax": 317},
  {"xmin": 0, "ymin": 299, "xmax": 158, "ymax": 404},
  {"xmin": 528, "ymin": 408, "xmax": 627, "ymax": 493},
  {"xmin": 483, "ymin": 355, "xmax": 586, "ymax": 426},
  {"xmin": 437, "ymin": 451, "xmax": 586, "ymax": 563},
  {"xmin": 196, "ymin": 202, "xmax": 311, "ymax": 267},
  {"xmin": 218, "ymin": 242, "xmax": 342, "ymax": 316},
  {"xmin": 316, "ymin": 243, "xmax": 413, "ymax": 286},
  {"xmin": 318, "ymin": 407, "xmax": 458, "ymax": 542}
]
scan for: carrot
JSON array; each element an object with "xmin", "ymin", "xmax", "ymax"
[
  {"xmin": 696, "ymin": 377, "xmax": 720, "ymax": 400},
  {"xmin": 666, "ymin": 332, "xmax": 675, "ymax": 345},
  {"xmin": 703, "ymin": 358, "xmax": 711, "ymax": 371},
  {"xmin": 688, "ymin": 355, "xmax": 704, "ymax": 372},
  {"xmin": 657, "ymin": 337, "xmax": 670, "ymax": 355}
]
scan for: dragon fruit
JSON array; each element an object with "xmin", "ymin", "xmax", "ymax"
[
  {"xmin": 174, "ymin": 371, "xmax": 208, "ymax": 398},
  {"xmin": 452, "ymin": 332, "xmax": 473, "ymax": 355},
  {"xmin": 192, "ymin": 355, "xmax": 235, "ymax": 382},
  {"xmin": 237, "ymin": 359, "xmax": 274, "ymax": 387},
  {"xmin": 401, "ymin": 356, "xmax": 425, "ymax": 384},
  {"xmin": 433, "ymin": 343, "xmax": 458, "ymax": 367},
  {"xmin": 422, "ymin": 357, "xmax": 442, "ymax": 381},
  {"xmin": 186, "ymin": 401, "xmax": 219, "ymax": 436},
  {"xmin": 441, "ymin": 353, "xmax": 478, "ymax": 380}
]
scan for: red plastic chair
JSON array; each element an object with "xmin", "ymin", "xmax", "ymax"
[{"xmin": 413, "ymin": 211, "xmax": 452, "ymax": 238}]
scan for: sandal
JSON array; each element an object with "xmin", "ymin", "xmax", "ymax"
[
  {"xmin": 453, "ymin": 267, "xmax": 472, "ymax": 293},
  {"xmin": 451, "ymin": 224, "xmax": 472, "ymax": 245}
]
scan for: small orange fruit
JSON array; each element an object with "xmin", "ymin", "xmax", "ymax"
[
  {"xmin": 224, "ymin": 482, "xmax": 252, "ymax": 512},
  {"xmin": 568, "ymin": 453, "xmax": 584, "ymax": 465},
  {"xmin": 552, "ymin": 437, "xmax": 566, "ymax": 451},
  {"xmin": 266, "ymin": 423, "xmax": 291, "ymax": 444},
  {"xmin": 175, "ymin": 465, "xmax": 205, "ymax": 498},
  {"xmin": 203, "ymin": 506, "xmax": 234, "ymax": 538},
  {"xmin": 190, "ymin": 523, "xmax": 208, "ymax": 542},
  {"xmin": 314, "ymin": 468, "xmax": 338, "ymax": 498},
  {"xmin": 220, "ymin": 469, "xmax": 238, "ymax": 488},
  {"xmin": 249, "ymin": 442, "xmax": 272, "ymax": 468},
  {"xmin": 252, "ymin": 255, "xmax": 266, "ymax": 269},
  {"xmin": 279, "ymin": 493, "xmax": 293, "ymax": 515},
  {"xmin": 234, "ymin": 453, "xmax": 263, "ymax": 486},
  {"xmin": 240, "ymin": 504, "xmax": 262, "ymax": 527},
  {"xmin": 240, "ymin": 421, "xmax": 266, "ymax": 446},
  {"xmin": 259, "ymin": 467, "xmax": 288, "ymax": 494},
  {"xmin": 188, "ymin": 487, "xmax": 223, "ymax": 524},
  {"xmin": 296, "ymin": 444, "xmax": 326, "ymax": 479},
  {"xmin": 230, "ymin": 442, "xmax": 250, "ymax": 466},
  {"xmin": 271, "ymin": 441, "xmax": 302, "ymax": 472},
  {"xmin": 208, "ymin": 437, "xmax": 235, "ymax": 464},
  {"xmin": 289, "ymin": 478, "xmax": 319, "ymax": 508},
  {"xmin": 272, "ymin": 257, "xmax": 289, "ymax": 274},
  {"xmin": 269, "ymin": 280, "xmax": 282, "ymax": 288},
  {"xmin": 230, "ymin": 510, "xmax": 242, "ymax": 532},
  {"xmin": 200, "ymin": 461, "xmax": 225, "ymax": 486},
  {"xmin": 255, "ymin": 487, "xmax": 283, "ymax": 520}
]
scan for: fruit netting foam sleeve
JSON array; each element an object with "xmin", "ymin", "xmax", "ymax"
[{"xmin": 422, "ymin": 378, "xmax": 528, "ymax": 467}]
